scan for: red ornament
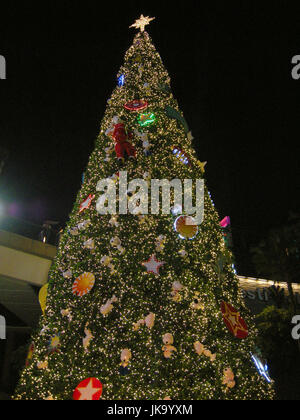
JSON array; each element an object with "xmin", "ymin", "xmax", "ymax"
[
  {"xmin": 110, "ymin": 123, "xmax": 136, "ymax": 160},
  {"xmin": 73, "ymin": 378, "xmax": 103, "ymax": 401},
  {"xmin": 25, "ymin": 343, "xmax": 35, "ymax": 367},
  {"xmin": 124, "ymin": 100, "xmax": 148, "ymax": 112},
  {"xmin": 221, "ymin": 301, "xmax": 249, "ymax": 339},
  {"xmin": 79, "ymin": 194, "xmax": 95, "ymax": 213}
]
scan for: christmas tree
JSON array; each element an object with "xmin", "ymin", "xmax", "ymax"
[{"xmin": 15, "ymin": 16, "xmax": 274, "ymax": 400}]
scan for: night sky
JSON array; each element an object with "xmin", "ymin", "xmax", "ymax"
[{"xmin": 1, "ymin": 1, "xmax": 300, "ymax": 274}]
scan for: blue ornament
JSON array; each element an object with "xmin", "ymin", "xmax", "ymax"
[{"xmin": 118, "ymin": 74, "xmax": 125, "ymax": 87}]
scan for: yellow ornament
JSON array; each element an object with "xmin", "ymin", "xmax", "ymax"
[
  {"xmin": 39, "ymin": 284, "xmax": 48, "ymax": 315},
  {"xmin": 175, "ymin": 216, "xmax": 198, "ymax": 240},
  {"xmin": 196, "ymin": 160, "xmax": 207, "ymax": 173},
  {"xmin": 37, "ymin": 359, "xmax": 48, "ymax": 370},
  {"xmin": 162, "ymin": 334, "xmax": 177, "ymax": 358},
  {"xmin": 191, "ymin": 292, "xmax": 204, "ymax": 310}
]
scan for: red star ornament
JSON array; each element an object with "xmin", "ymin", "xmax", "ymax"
[
  {"xmin": 142, "ymin": 254, "xmax": 165, "ymax": 276},
  {"xmin": 73, "ymin": 378, "xmax": 103, "ymax": 401},
  {"xmin": 221, "ymin": 301, "xmax": 249, "ymax": 339},
  {"xmin": 79, "ymin": 194, "xmax": 95, "ymax": 213}
]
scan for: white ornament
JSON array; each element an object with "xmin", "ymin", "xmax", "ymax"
[
  {"xmin": 171, "ymin": 204, "xmax": 183, "ymax": 216},
  {"xmin": 40, "ymin": 326, "xmax": 48, "ymax": 336},
  {"xmin": 178, "ymin": 249, "xmax": 188, "ymax": 258},
  {"xmin": 155, "ymin": 235, "xmax": 166, "ymax": 252},
  {"xmin": 61, "ymin": 309, "xmax": 73, "ymax": 322},
  {"xmin": 100, "ymin": 296, "xmax": 118, "ymax": 316},
  {"xmin": 101, "ymin": 255, "xmax": 112, "ymax": 266},
  {"xmin": 100, "ymin": 256, "xmax": 116, "ymax": 274},
  {"xmin": 63, "ymin": 270, "xmax": 73, "ymax": 279},
  {"xmin": 145, "ymin": 313, "xmax": 156, "ymax": 329},
  {"xmin": 109, "ymin": 216, "xmax": 119, "ymax": 227},
  {"xmin": 142, "ymin": 255, "xmax": 165, "ymax": 276},
  {"xmin": 69, "ymin": 227, "xmax": 79, "ymax": 236},
  {"xmin": 78, "ymin": 220, "xmax": 91, "ymax": 231},
  {"xmin": 170, "ymin": 281, "xmax": 184, "ymax": 302},
  {"xmin": 110, "ymin": 237, "xmax": 125, "ymax": 255},
  {"xmin": 83, "ymin": 238, "xmax": 95, "ymax": 250},
  {"xmin": 83, "ymin": 325, "xmax": 94, "ymax": 353},
  {"xmin": 133, "ymin": 313, "xmax": 155, "ymax": 331},
  {"xmin": 134, "ymin": 130, "xmax": 152, "ymax": 156}
]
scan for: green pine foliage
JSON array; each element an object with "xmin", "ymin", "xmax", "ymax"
[{"xmin": 14, "ymin": 31, "xmax": 274, "ymax": 400}]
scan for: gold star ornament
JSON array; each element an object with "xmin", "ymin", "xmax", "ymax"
[{"xmin": 130, "ymin": 15, "xmax": 155, "ymax": 32}]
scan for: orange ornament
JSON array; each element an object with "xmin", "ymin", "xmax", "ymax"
[
  {"xmin": 174, "ymin": 216, "xmax": 198, "ymax": 240},
  {"xmin": 72, "ymin": 273, "xmax": 95, "ymax": 297}
]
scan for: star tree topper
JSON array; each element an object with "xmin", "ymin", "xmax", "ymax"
[
  {"xmin": 142, "ymin": 254, "xmax": 165, "ymax": 276},
  {"xmin": 130, "ymin": 15, "xmax": 155, "ymax": 32}
]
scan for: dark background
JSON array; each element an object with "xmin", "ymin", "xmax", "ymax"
[{"xmin": 0, "ymin": 1, "xmax": 300, "ymax": 275}]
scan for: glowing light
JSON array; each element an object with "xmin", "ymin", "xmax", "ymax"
[
  {"xmin": 172, "ymin": 146, "xmax": 191, "ymax": 166},
  {"xmin": 130, "ymin": 15, "xmax": 155, "ymax": 33},
  {"xmin": 138, "ymin": 112, "xmax": 156, "ymax": 127},
  {"xmin": 251, "ymin": 354, "xmax": 272, "ymax": 383}
]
